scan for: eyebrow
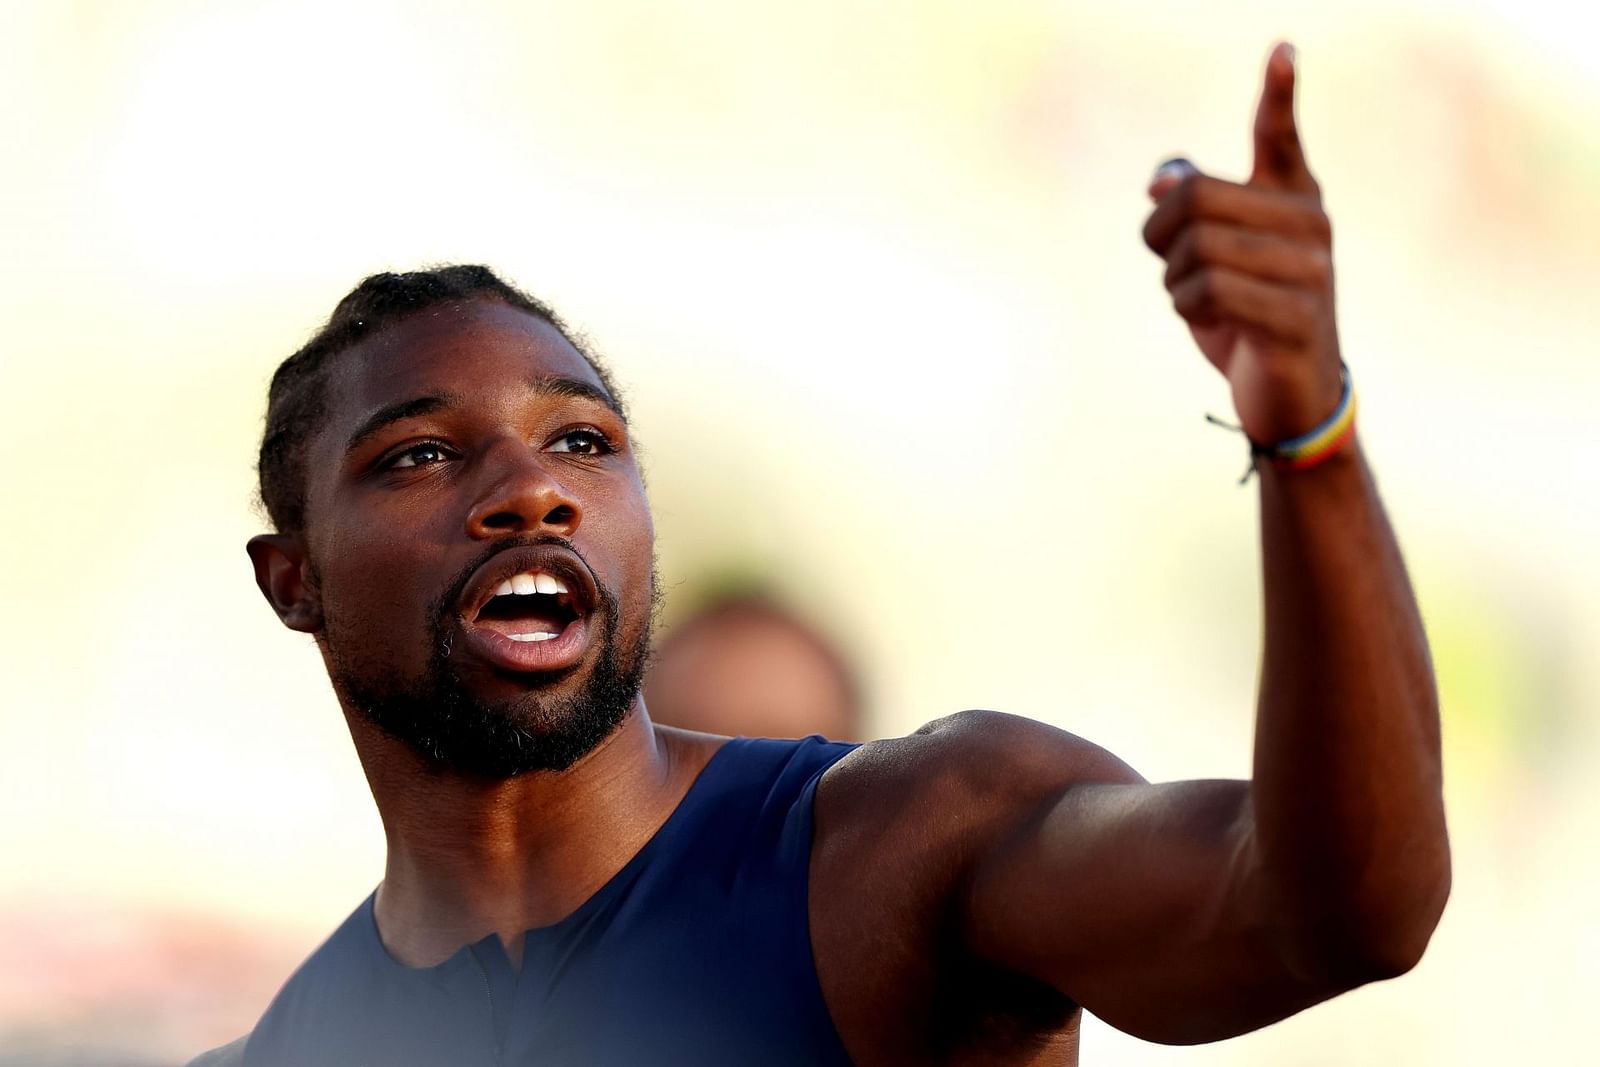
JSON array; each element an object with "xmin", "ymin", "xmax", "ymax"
[
  {"xmin": 344, "ymin": 394, "xmax": 460, "ymax": 455},
  {"xmin": 342, "ymin": 377, "xmax": 624, "ymax": 456},
  {"xmin": 529, "ymin": 375, "xmax": 625, "ymax": 419}
]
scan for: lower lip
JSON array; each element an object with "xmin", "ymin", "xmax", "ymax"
[{"xmin": 457, "ymin": 615, "xmax": 592, "ymax": 675}]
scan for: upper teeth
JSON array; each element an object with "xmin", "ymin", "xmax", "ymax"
[{"xmin": 494, "ymin": 571, "xmax": 570, "ymax": 598}]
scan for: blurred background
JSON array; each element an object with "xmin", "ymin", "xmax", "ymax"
[{"xmin": 2, "ymin": 0, "xmax": 1596, "ymax": 1063}]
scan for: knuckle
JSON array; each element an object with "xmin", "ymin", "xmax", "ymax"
[
  {"xmin": 1142, "ymin": 211, "xmax": 1169, "ymax": 252},
  {"xmin": 1179, "ymin": 270, "xmax": 1220, "ymax": 317},
  {"xmin": 1306, "ymin": 208, "xmax": 1333, "ymax": 244},
  {"xmin": 1305, "ymin": 248, "xmax": 1333, "ymax": 286},
  {"xmin": 1141, "ymin": 215, "xmax": 1159, "ymax": 251}
]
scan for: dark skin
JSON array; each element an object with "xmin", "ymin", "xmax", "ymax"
[{"xmin": 248, "ymin": 43, "xmax": 1448, "ymax": 1065}]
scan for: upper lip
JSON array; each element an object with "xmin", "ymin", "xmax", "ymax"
[{"xmin": 455, "ymin": 543, "xmax": 600, "ymax": 625}]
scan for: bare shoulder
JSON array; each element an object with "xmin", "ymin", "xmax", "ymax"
[
  {"xmin": 811, "ymin": 707, "xmax": 1146, "ymax": 953},
  {"xmin": 820, "ymin": 709, "xmax": 1144, "ymax": 835},
  {"xmin": 808, "ymin": 711, "xmax": 1142, "ymax": 1063}
]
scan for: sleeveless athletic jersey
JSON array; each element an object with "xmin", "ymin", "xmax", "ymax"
[{"xmin": 234, "ymin": 736, "xmax": 858, "ymax": 1067}]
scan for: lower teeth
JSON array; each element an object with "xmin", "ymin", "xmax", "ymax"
[{"xmin": 507, "ymin": 632, "xmax": 558, "ymax": 643}]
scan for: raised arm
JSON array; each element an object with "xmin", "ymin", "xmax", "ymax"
[{"xmin": 955, "ymin": 43, "xmax": 1449, "ymax": 1044}]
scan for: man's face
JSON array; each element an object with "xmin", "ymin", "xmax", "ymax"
[{"xmin": 295, "ymin": 300, "xmax": 656, "ymax": 777}]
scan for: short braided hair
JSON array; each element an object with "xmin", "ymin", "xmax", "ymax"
[{"xmin": 258, "ymin": 265, "xmax": 621, "ymax": 534}]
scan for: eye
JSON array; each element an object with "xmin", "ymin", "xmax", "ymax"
[
  {"xmin": 547, "ymin": 429, "xmax": 613, "ymax": 456},
  {"xmin": 384, "ymin": 442, "xmax": 455, "ymax": 470}
]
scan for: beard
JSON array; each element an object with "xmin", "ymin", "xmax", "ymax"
[{"xmin": 322, "ymin": 541, "xmax": 656, "ymax": 779}]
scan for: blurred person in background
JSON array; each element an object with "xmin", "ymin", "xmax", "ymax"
[
  {"xmin": 194, "ymin": 43, "xmax": 1447, "ymax": 1067},
  {"xmin": 645, "ymin": 588, "xmax": 863, "ymax": 741}
]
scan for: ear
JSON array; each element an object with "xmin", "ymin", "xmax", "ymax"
[{"xmin": 246, "ymin": 534, "xmax": 324, "ymax": 633}]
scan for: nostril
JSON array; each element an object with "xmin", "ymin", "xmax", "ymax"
[
  {"xmin": 481, "ymin": 511, "xmax": 522, "ymax": 530},
  {"xmin": 543, "ymin": 505, "xmax": 576, "ymax": 527}
]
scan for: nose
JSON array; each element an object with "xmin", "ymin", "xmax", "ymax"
[{"xmin": 465, "ymin": 443, "xmax": 583, "ymax": 540}]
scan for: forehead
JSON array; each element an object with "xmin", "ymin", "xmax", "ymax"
[{"xmin": 324, "ymin": 300, "xmax": 606, "ymax": 419}]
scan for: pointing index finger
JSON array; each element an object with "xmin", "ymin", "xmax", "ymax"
[{"xmin": 1249, "ymin": 41, "xmax": 1317, "ymax": 195}]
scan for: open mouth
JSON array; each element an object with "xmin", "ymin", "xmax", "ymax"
[
  {"xmin": 454, "ymin": 546, "xmax": 602, "ymax": 675},
  {"xmin": 472, "ymin": 570, "xmax": 585, "ymax": 643}
]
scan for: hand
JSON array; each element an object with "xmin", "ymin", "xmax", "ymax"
[{"xmin": 1142, "ymin": 42, "xmax": 1344, "ymax": 446}]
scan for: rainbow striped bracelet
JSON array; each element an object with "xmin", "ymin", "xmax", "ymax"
[{"xmin": 1209, "ymin": 363, "xmax": 1356, "ymax": 484}]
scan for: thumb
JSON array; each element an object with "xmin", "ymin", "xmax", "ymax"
[{"xmin": 1249, "ymin": 41, "xmax": 1318, "ymax": 194}]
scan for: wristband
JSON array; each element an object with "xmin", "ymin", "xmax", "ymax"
[{"xmin": 1207, "ymin": 363, "xmax": 1356, "ymax": 484}]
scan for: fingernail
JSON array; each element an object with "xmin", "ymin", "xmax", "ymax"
[
  {"xmin": 1282, "ymin": 42, "xmax": 1296, "ymax": 68},
  {"xmin": 1152, "ymin": 156, "xmax": 1198, "ymax": 183}
]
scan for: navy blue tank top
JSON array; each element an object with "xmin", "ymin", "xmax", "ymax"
[{"xmin": 240, "ymin": 736, "xmax": 859, "ymax": 1066}]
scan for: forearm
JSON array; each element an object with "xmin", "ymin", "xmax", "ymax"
[{"xmin": 1250, "ymin": 439, "xmax": 1449, "ymax": 981}]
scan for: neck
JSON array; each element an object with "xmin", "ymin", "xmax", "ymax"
[{"xmin": 348, "ymin": 701, "xmax": 715, "ymax": 968}]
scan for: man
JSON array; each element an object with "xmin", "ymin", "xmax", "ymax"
[{"xmin": 195, "ymin": 43, "xmax": 1448, "ymax": 1065}]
